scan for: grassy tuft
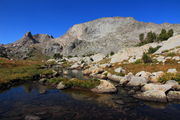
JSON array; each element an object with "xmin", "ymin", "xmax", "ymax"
[
  {"xmin": 47, "ymin": 77, "xmax": 100, "ymax": 89},
  {"xmin": 158, "ymin": 73, "xmax": 180, "ymax": 83},
  {"xmin": 0, "ymin": 58, "xmax": 53, "ymax": 84}
]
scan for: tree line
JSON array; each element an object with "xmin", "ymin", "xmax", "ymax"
[{"xmin": 138, "ymin": 29, "xmax": 174, "ymax": 46}]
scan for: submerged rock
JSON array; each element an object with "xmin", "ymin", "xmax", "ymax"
[
  {"xmin": 25, "ymin": 115, "xmax": 41, "ymax": 120},
  {"xmin": 167, "ymin": 91, "xmax": 180, "ymax": 101},
  {"xmin": 134, "ymin": 90, "xmax": 167, "ymax": 102},
  {"xmin": 91, "ymin": 80, "xmax": 117, "ymax": 93}
]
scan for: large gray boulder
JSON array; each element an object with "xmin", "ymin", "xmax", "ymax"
[
  {"xmin": 135, "ymin": 71, "xmax": 152, "ymax": 79},
  {"xmin": 114, "ymin": 67, "xmax": 126, "ymax": 74},
  {"xmin": 127, "ymin": 77, "xmax": 148, "ymax": 87},
  {"xmin": 107, "ymin": 73, "xmax": 123, "ymax": 82},
  {"xmin": 141, "ymin": 83, "xmax": 172, "ymax": 92},
  {"xmin": 134, "ymin": 90, "xmax": 167, "ymax": 102},
  {"xmin": 91, "ymin": 53, "xmax": 105, "ymax": 63},
  {"xmin": 91, "ymin": 80, "xmax": 117, "ymax": 93},
  {"xmin": 166, "ymin": 80, "xmax": 179, "ymax": 87},
  {"xmin": 119, "ymin": 72, "xmax": 134, "ymax": 85},
  {"xmin": 149, "ymin": 71, "xmax": 164, "ymax": 83}
]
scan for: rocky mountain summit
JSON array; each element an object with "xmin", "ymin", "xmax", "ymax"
[
  {"xmin": 2, "ymin": 17, "xmax": 180, "ymax": 59},
  {"xmin": 4, "ymin": 32, "xmax": 54, "ymax": 59}
]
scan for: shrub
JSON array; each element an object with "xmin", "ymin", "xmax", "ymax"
[
  {"xmin": 142, "ymin": 52, "xmax": 152, "ymax": 63},
  {"xmin": 53, "ymin": 53, "xmax": 63, "ymax": 59},
  {"xmin": 167, "ymin": 52, "xmax": 176, "ymax": 57},
  {"xmin": 148, "ymin": 46, "xmax": 161, "ymax": 54},
  {"xmin": 138, "ymin": 29, "xmax": 174, "ymax": 46},
  {"xmin": 134, "ymin": 59, "xmax": 142, "ymax": 64},
  {"xmin": 110, "ymin": 51, "xmax": 115, "ymax": 56},
  {"xmin": 139, "ymin": 33, "xmax": 145, "ymax": 43}
]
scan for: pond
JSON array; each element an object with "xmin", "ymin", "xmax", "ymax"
[{"xmin": 0, "ymin": 81, "xmax": 180, "ymax": 120}]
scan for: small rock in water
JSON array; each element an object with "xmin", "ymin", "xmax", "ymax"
[
  {"xmin": 56, "ymin": 82, "xmax": 67, "ymax": 90},
  {"xmin": 167, "ymin": 91, "xmax": 180, "ymax": 101},
  {"xmin": 25, "ymin": 115, "xmax": 41, "ymax": 120},
  {"xmin": 91, "ymin": 80, "xmax": 117, "ymax": 93}
]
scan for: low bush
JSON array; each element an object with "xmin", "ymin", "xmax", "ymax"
[
  {"xmin": 167, "ymin": 52, "xmax": 176, "ymax": 57},
  {"xmin": 142, "ymin": 53, "xmax": 152, "ymax": 63},
  {"xmin": 133, "ymin": 59, "xmax": 143, "ymax": 64},
  {"xmin": 148, "ymin": 46, "xmax": 161, "ymax": 54}
]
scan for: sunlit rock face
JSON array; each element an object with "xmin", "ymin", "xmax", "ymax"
[{"xmin": 3, "ymin": 17, "xmax": 180, "ymax": 59}]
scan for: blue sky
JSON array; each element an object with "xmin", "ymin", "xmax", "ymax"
[{"xmin": 0, "ymin": 0, "xmax": 180, "ymax": 44}]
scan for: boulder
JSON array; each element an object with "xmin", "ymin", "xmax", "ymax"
[
  {"xmin": 91, "ymin": 80, "xmax": 117, "ymax": 93},
  {"xmin": 128, "ymin": 56, "xmax": 141, "ymax": 63},
  {"xmin": 155, "ymin": 35, "xmax": 180, "ymax": 54},
  {"xmin": 167, "ymin": 91, "xmax": 180, "ymax": 101},
  {"xmin": 127, "ymin": 77, "xmax": 148, "ymax": 87},
  {"xmin": 70, "ymin": 63, "xmax": 80, "ymax": 69},
  {"xmin": 99, "ymin": 63, "xmax": 112, "ymax": 68},
  {"xmin": 149, "ymin": 71, "xmax": 164, "ymax": 83},
  {"xmin": 91, "ymin": 74, "xmax": 107, "ymax": 79},
  {"xmin": 134, "ymin": 90, "xmax": 167, "ymax": 102},
  {"xmin": 83, "ymin": 66, "xmax": 102, "ymax": 75},
  {"xmin": 114, "ymin": 67, "xmax": 126, "ymax": 74},
  {"xmin": 63, "ymin": 70, "xmax": 69, "ymax": 75},
  {"xmin": 92, "ymin": 68, "xmax": 104, "ymax": 74},
  {"xmin": 172, "ymin": 56, "xmax": 180, "ymax": 61},
  {"xmin": 119, "ymin": 72, "xmax": 134, "ymax": 85},
  {"xmin": 135, "ymin": 71, "xmax": 152, "ymax": 79},
  {"xmin": 166, "ymin": 80, "xmax": 179, "ymax": 88},
  {"xmin": 47, "ymin": 59, "xmax": 56, "ymax": 63},
  {"xmin": 141, "ymin": 83, "xmax": 172, "ymax": 92},
  {"xmin": 91, "ymin": 54, "xmax": 105, "ymax": 63},
  {"xmin": 107, "ymin": 73, "xmax": 123, "ymax": 82},
  {"xmin": 56, "ymin": 82, "xmax": 67, "ymax": 90},
  {"xmin": 167, "ymin": 68, "xmax": 177, "ymax": 73},
  {"xmin": 156, "ymin": 56, "xmax": 166, "ymax": 63}
]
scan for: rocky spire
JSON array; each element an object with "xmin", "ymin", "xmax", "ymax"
[{"xmin": 23, "ymin": 32, "xmax": 33, "ymax": 39}]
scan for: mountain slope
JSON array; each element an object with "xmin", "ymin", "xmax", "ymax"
[
  {"xmin": 4, "ymin": 17, "xmax": 180, "ymax": 59},
  {"xmin": 51, "ymin": 17, "xmax": 180, "ymax": 56}
]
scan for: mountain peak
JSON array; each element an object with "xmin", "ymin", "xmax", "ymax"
[{"xmin": 23, "ymin": 32, "xmax": 33, "ymax": 39}]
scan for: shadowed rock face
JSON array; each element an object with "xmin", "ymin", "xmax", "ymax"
[
  {"xmin": 5, "ymin": 32, "xmax": 55, "ymax": 59},
  {"xmin": 3, "ymin": 17, "xmax": 180, "ymax": 59}
]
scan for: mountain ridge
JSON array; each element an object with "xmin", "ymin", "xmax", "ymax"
[{"xmin": 2, "ymin": 17, "xmax": 180, "ymax": 59}]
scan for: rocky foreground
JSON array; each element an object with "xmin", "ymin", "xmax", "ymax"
[{"xmin": 44, "ymin": 34, "xmax": 180, "ymax": 103}]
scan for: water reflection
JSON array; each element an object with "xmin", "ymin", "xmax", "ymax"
[{"xmin": 0, "ymin": 82, "xmax": 180, "ymax": 120}]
